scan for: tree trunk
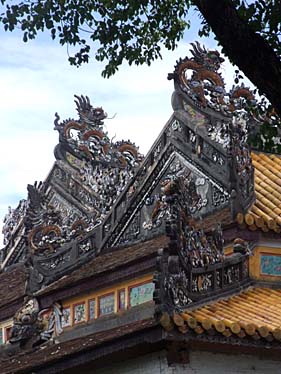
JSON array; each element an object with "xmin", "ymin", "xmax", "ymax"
[{"xmin": 194, "ymin": 0, "xmax": 281, "ymax": 116}]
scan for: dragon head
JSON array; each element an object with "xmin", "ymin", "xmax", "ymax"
[
  {"xmin": 74, "ymin": 95, "xmax": 107, "ymax": 127},
  {"xmin": 190, "ymin": 42, "xmax": 224, "ymax": 71}
]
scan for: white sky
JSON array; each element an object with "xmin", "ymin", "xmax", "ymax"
[{"xmin": 0, "ymin": 13, "xmax": 251, "ymax": 244}]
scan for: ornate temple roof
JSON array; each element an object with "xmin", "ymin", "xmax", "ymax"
[
  {"xmin": 0, "ymin": 40, "xmax": 277, "ymax": 297},
  {"xmin": 1, "ymin": 42, "xmax": 281, "ymax": 373},
  {"xmin": 167, "ymin": 287, "xmax": 281, "ymax": 342}
]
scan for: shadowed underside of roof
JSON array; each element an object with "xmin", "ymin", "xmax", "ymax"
[{"xmin": 238, "ymin": 152, "xmax": 281, "ymax": 233}]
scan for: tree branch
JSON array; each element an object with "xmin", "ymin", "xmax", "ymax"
[{"xmin": 193, "ymin": 0, "xmax": 281, "ymax": 116}]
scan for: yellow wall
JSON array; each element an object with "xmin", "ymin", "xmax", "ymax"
[
  {"xmin": 62, "ymin": 273, "xmax": 154, "ymax": 327},
  {"xmin": 224, "ymin": 245, "xmax": 233, "ymax": 256}
]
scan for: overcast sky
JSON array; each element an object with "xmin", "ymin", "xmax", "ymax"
[{"xmin": 0, "ymin": 12, "xmax": 248, "ymax": 244}]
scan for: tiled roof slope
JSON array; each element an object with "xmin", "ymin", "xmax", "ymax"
[
  {"xmin": 0, "ymin": 264, "xmax": 27, "ymax": 309},
  {"xmin": 238, "ymin": 152, "xmax": 281, "ymax": 232},
  {"xmin": 175, "ymin": 287, "xmax": 281, "ymax": 341}
]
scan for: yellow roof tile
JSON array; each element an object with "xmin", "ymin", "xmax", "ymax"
[
  {"xmin": 240, "ymin": 152, "xmax": 281, "ymax": 231},
  {"xmin": 168, "ymin": 287, "xmax": 281, "ymax": 341}
]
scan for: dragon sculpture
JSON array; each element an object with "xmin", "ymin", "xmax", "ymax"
[
  {"xmin": 169, "ymin": 41, "xmax": 256, "ymax": 113},
  {"xmin": 54, "ymin": 94, "xmax": 142, "ymax": 168}
]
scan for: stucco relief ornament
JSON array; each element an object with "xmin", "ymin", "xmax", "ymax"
[
  {"xmin": 229, "ymin": 115, "xmax": 254, "ymax": 199},
  {"xmin": 24, "ymin": 182, "xmax": 90, "ymax": 254},
  {"xmin": 154, "ymin": 183, "xmax": 227, "ymax": 312},
  {"xmin": 207, "ymin": 121, "xmax": 231, "ymax": 148},
  {"xmin": 37, "ymin": 302, "xmax": 64, "ymax": 341},
  {"xmin": 164, "ymin": 266, "xmax": 192, "ymax": 308},
  {"xmin": 143, "ymin": 164, "xmax": 210, "ymax": 233},
  {"xmin": 178, "ymin": 223, "xmax": 224, "ymax": 269},
  {"xmin": 9, "ymin": 298, "xmax": 40, "ymax": 346}
]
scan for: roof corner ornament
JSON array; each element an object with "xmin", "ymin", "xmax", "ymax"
[
  {"xmin": 154, "ymin": 179, "xmax": 250, "ymax": 317},
  {"xmin": 9, "ymin": 298, "xmax": 64, "ymax": 349},
  {"xmin": 9, "ymin": 298, "xmax": 40, "ymax": 347}
]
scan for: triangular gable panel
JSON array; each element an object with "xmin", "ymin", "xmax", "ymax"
[{"xmin": 103, "ymin": 139, "xmax": 230, "ymax": 249}]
